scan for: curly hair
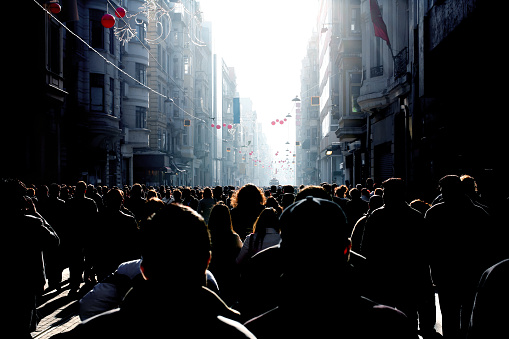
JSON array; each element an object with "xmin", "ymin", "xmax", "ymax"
[{"xmin": 230, "ymin": 183, "xmax": 266, "ymax": 208}]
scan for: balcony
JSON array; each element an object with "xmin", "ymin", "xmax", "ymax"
[
  {"xmin": 335, "ymin": 115, "xmax": 366, "ymax": 142},
  {"xmin": 125, "ymin": 127, "xmax": 149, "ymax": 148},
  {"xmin": 194, "ymin": 142, "xmax": 210, "ymax": 158},
  {"xmin": 394, "ymin": 47, "xmax": 408, "ymax": 79},
  {"xmin": 180, "ymin": 145, "xmax": 194, "ymax": 159}
]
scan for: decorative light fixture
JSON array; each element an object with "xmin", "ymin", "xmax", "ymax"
[{"xmin": 101, "ymin": 14, "xmax": 116, "ymax": 28}]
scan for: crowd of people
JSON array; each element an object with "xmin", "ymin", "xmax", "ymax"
[{"xmin": 3, "ymin": 175, "xmax": 508, "ymax": 338}]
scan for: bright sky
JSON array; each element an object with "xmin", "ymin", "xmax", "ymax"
[
  {"xmin": 199, "ymin": 0, "xmax": 318, "ymax": 128},
  {"xmin": 198, "ymin": 1, "xmax": 319, "ymax": 184}
]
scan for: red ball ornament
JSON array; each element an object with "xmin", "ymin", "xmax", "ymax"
[
  {"xmin": 49, "ymin": 3, "xmax": 61, "ymax": 14},
  {"xmin": 227, "ymin": 124, "xmax": 232, "ymax": 129},
  {"xmin": 284, "ymin": 118, "xmax": 287, "ymax": 121},
  {"xmin": 280, "ymin": 120, "xmax": 284, "ymax": 124},
  {"xmin": 271, "ymin": 121, "xmax": 276, "ymax": 125},
  {"xmin": 101, "ymin": 14, "xmax": 116, "ymax": 28},
  {"xmin": 276, "ymin": 119, "xmax": 279, "ymax": 122},
  {"xmin": 223, "ymin": 123, "xmax": 226, "ymax": 127},
  {"xmin": 115, "ymin": 7, "xmax": 126, "ymax": 18},
  {"xmin": 216, "ymin": 125, "xmax": 221, "ymax": 129},
  {"xmin": 211, "ymin": 124, "xmax": 215, "ymax": 128}
]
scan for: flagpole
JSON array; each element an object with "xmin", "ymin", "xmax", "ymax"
[{"xmin": 387, "ymin": 43, "xmax": 396, "ymax": 64}]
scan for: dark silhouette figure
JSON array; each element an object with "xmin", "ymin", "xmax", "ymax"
[
  {"xmin": 230, "ymin": 184, "xmax": 266, "ymax": 240},
  {"xmin": 123, "ymin": 183, "xmax": 146, "ymax": 223},
  {"xmin": 208, "ymin": 202, "xmax": 243, "ymax": 306},
  {"xmin": 93, "ymin": 189, "xmax": 139, "ymax": 282},
  {"xmin": 345, "ymin": 188, "xmax": 368, "ymax": 229},
  {"xmin": 350, "ymin": 194, "xmax": 383, "ymax": 253},
  {"xmin": 467, "ymin": 258, "xmax": 509, "ymax": 339},
  {"xmin": 66, "ymin": 181, "xmax": 98, "ymax": 295},
  {"xmin": 198, "ymin": 187, "xmax": 216, "ymax": 224},
  {"xmin": 41, "ymin": 183, "xmax": 68, "ymax": 290},
  {"xmin": 1, "ymin": 178, "xmax": 59, "ymax": 338},
  {"xmin": 244, "ymin": 196, "xmax": 416, "ymax": 338},
  {"xmin": 425, "ymin": 175, "xmax": 493, "ymax": 339},
  {"xmin": 333, "ymin": 184, "xmax": 350, "ymax": 211},
  {"xmin": 53, "ymin": 203, "xmax": 255, "ymax": 338},
  {"xmin": 359, "ymin": 178, "xmax": 437, "ymax": 337}
]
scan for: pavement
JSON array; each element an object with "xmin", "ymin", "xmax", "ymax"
[
  {"xmin": 31, "ymin": 269, "xmax": 85, "ymax": 339},
  {"xmin": 30, "ymin": 269, "xmax": 443, "ymax": 338}
]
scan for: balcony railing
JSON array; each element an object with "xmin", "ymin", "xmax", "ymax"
[
  {"xmin": 394, "ymin": 47, "xmax": 408, "ymax": 79},
  {"xmin": 370, "ymin": 65, "xmax": 383, "ymax": 78}
]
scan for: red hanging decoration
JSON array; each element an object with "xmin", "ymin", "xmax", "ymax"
[
  {"xmin": 115, "ymin": 7, "xmax": 126, "ymax": 18},
  {"xmin": 211, "ymin": 124, "xmax": 215, "ymax": 128},
  {"xmin": 280, "ymin": 120, "xmax": 284, "ymax": 124},
  {"xmin": 101, "ymin": 14, "xmax": 116, "ymax": 28},
  {"xmin": 227, "ymin": 124, "xmax": 233, "ymax": 129},
  {"xmin": 216, "ymin": 125, "xmax": 221, "ymax": 129},
  {"xmin": 48, "ymin": 3, "xmax": 61, "ymax": 14},
  {"xmin": 271, "ymin": 121, "xmax": 276, "ymax": 125}
]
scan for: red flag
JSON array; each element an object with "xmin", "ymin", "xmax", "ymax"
[{"xmin": 370, "ymin": 0, "xmax": 390, "ymax": 47}]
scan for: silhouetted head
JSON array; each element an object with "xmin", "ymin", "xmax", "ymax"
[
  {"xmin": 382, "ymin": 178, "xmax": 406, "ymax": 203},
  {"xmin": 280, "ymin": 196, "xmax": 350, "ymax": 274},
  {"xmin": 439, "ymin": 175, "xmax": 463, "ymax": 202},
  {"xmin": 140, "ymin": 203, "xmax": 210, "ymax": 285},
  {"xmin": 104, "ymin": 188, "xmax": 124, "ymax": 210},
  {"xmin": 368, "ymin": 194, "xmax": 384, "ymax": 211},
  {"xmin": 75, "ymin": 181, "xmax": 87, "ymax": 197},
  {"xmin": 231, "ymin": 183, "xmax": 266, "ymax": 208}
]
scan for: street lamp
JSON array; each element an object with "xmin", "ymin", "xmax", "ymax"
[{"xmin": 292, "ymin": 95, "xmax": 301, "ymax": 102}]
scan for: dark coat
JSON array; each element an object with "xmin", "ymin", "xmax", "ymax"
[
  {"xmin": 360, "ymin": 202, "xmax": 435, "ymax": 331},
  {"xmin": 244, "ymin": 259, "xmax": 416, "ymax": 339},
  {"xmin": 92, "ymin": 208, "xmax": 139, "ymax": 279},
  {"xmin": 53, "ymin": 283, "xmax": 255, "ymax": 338},
  {"xmin": 467, "ymin": 258, "xmax": 509, "ymax": 339}
]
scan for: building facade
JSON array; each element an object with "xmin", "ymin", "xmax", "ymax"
[
  {"xmin": 302, "ymin": 0, "xmax": 504, "ymax": 199},
  {"xmin": 297, "ymin": 32, "xmax": 321, "ymax": 186}
]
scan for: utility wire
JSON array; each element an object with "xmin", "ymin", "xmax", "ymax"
[{"xmin": 33, "ymin": 0, "xmax": 206, "ymax": 123}]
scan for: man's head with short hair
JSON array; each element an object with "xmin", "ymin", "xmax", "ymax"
[
  {"xmin": 381, "ymin": 178, "xmax": 405, "ymax": 203},
  {"xmin": 140, "ymin": 203, "xmax": 211, "ymax": 285},
  {"xmin": 75, "ymin": 181, "xmax": 87, "ymax": 197},
  {"xmin": 439, "ymin": 175, "xmax": 462, "ymax": 201},
  {"xmin": 279, "ymin": 196, "xmax": 350, "ymax": 273},
  {"xmin": 104, "ymin": 188, "xmax": 124, "ymax": 209}
]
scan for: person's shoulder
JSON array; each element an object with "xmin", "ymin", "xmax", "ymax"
[
  {"xmin": 424, "ymin": 201, "xmax": 445, "ymax": 218},
  {"xmin": 348, "ymin": 296, "xmax": 415, "ymax": 338}
]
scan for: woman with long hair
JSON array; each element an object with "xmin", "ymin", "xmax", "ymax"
[
  {"xmin": 230, "ymin": 184, "xmax": 266, "ymax": 240},
  {"xmin": 207, "ymin": 202, "xmax": 242, "ymax": 306}
]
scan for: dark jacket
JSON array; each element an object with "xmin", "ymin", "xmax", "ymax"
[
  {"xmin": 54, "ymin": 283, "xmax": 255, "ymax": 338},
  {"xmin": 92, "ymin": 208, "xmax": 139, "ymax": 278},
  {"xmin": 244, "ymin": 261, "xmax": 415, "ymax": 339},
  {"xmin": 360, "ymin": 202, "xmax": 435, "ymax": 331},
  {"xmin": 467, "ymin": 258, "xmax": 509, "ymax": 339}
]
